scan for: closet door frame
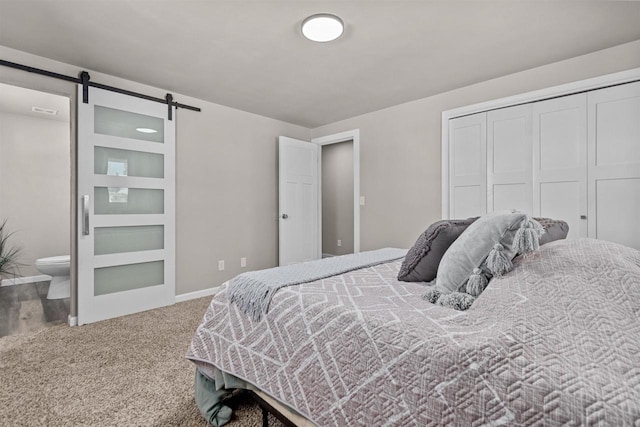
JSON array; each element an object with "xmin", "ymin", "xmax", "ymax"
[{"xmin": 441, "ymin": 67, "xmax": 640, "ymax": 219}]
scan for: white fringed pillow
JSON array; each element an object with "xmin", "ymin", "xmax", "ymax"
[{"xmin": 424, "ymin": 212, "xmax": 543, "ymax": 310}]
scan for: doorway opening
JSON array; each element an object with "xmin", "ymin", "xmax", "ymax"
[
  {"xmin": 321, "ymin": 140, "xmax": 354, "ymax": 257},
  {"xmin": 0, "ymin": 83, "xmax": 71, "ymax": 336},
  {"xmin": 313, "ymin": 129, "xmax": 361, "ymax": 257}
]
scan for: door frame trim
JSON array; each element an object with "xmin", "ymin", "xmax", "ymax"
[
  {"xmin": 312, "ymin": 129, "xmax": 360, "ymax": 254},
  {"xmin": 441, "ymin": 67, "xmax": 640, "ymax": 219}
]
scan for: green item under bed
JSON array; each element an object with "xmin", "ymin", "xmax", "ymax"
[{"xmin": 195, "ymin": 370, "xmax": 234, "ymax": 426}]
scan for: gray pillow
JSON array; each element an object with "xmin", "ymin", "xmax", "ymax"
[
  {"xmin": 435, "ymin": 212, "xmax": 535, "ymax": 294},
  {"xmin": 534, "ymin": 217, "xmax": 569, "ymax": 245},
  {"xmin": 397, "ymin": 217, "xmax": 478, "ymax": 282}
]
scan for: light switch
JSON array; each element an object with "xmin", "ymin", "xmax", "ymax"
[
  {"xmin": 240, "ymin": 257, "xmax": 247, "ymax": 267},
  {"xmin": 359, "ymin": 196, "xmax": 365, "ymax": 206},
  {"xmin": 218, "ymin": 260, "xmax": 225, "ymax": 271}
]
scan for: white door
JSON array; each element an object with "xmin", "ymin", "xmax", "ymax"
[
  {"xmin": 77, "ymin": 86, "xmax": 175, "ymax": 325},
  {"xmin": 532, "ymin": 93, "xmax": 587, "ymax": 239},
  {"xmin": 448, "ymin": 113, "xmax": 487, "ymax": 218},
  {"xmin": 588, "ymin": 81, "xmax": 640, "ymax": 250},
  {"xmin": 278, "ymin": 136, "xmax": 320, "ymax": 266},
  {"xmin": 487, "ymin": 104, "xmax": 533, "ymax": 214}
]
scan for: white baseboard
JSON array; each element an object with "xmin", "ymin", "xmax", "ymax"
[
  {"xmin": 67, "ymin": 287, "xmax": 219, "ymax": 326},
  {"xmin": 175, "ymin": 286, "xmax": 221, "ymax": 303},
  {"xmin": 322, "ymin": 253, "xmax": 336, "ymax": 258},
  {"xmin": 1, "ymin": 274, "xmax": 51, "ymax": 287}
]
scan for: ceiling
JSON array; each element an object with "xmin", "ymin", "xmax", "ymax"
[
  {"xmin": 1, "ymin": 1, "xmax": 639, "ymax": 128},
  {"xmin": 0, "ymin": 82, "xmax": 70, "ymax": 122}
]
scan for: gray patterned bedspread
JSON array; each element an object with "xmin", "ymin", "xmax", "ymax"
[
  {"xmin": 187, "ymin": 239, "xmax": 640, "ymax": 426},
  {"xmin": 227, "ymin": 248, "xmax": 407, "ymax": 321}
]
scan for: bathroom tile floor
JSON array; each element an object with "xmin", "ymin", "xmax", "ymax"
[{"xmin": 0, "ymin": 281, "xmax": 70, "ymax": 338}]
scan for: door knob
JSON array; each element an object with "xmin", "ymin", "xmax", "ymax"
[{"xmin": 281, "ymin": 214, "xmax": 288, "ymax": 219}]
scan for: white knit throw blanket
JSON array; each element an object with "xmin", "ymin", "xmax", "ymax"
[{"xmin": 227, "ymin": 248, "xmax": 407, "ymax": 321}]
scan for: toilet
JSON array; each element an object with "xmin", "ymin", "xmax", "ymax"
[{"xmin": 35, "ymin": 255, "xmax": 70, "ymax": 299}]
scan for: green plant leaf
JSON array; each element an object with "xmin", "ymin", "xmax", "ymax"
[{"xmin": 0, "ymin": 219, "xmax": 23, "ymax": 279}]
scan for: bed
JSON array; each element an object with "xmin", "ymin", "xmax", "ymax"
[{"xmin": 187, "ymin": 238, "xmax": 640, "ymax": 426}]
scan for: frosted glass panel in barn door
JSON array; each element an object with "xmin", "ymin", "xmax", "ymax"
[
  {"xmin": 588, "ymin": 81, "xmax": 640, "ymax": 250},
  {"xmin": 77, "ymin": 86, "xmax": 175, "ymax": 324},
  {"xmin": 532, "ymin": 93, "xmax": 587, "ymax": 240},
  {"xmin": 487, "ymin": 104, "xmax": 532, "ymax": 214},
  {"xmin": 448, "ymin": 113, "xmax": 487, "ymax": 219}
]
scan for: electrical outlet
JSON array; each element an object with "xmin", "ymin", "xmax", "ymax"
[
  {"xmin": 218, "ymin": 260, "xmax": 225, "ymax": 271},
  {"xmin": 240, "ymin": 257, "xmax": 247, "ymax": 267},
  {"xmin": 359, "ymin": 196, "xmax": 365, "ymax": 206},
  {"xmin": 337, "ymin": 239, "xmax": 342, "ymax": 247}
]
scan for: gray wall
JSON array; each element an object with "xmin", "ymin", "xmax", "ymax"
[
  {"xmin": 311, "ymin": 40, "xmax": 640, "ymax": 251},
  {"xmin": 0, "ymin": 112, "xmax": 71, "ymax": 276},
  {"xmin": 2, "ymin": 39, "xmax": 640, "ymax": 297},
  {"xmin": 322, "ymin": 141, "xmax": 353, "ymax": 256},
  {"xmin": 176, "ymin": 101, "xmax": 309, "ymax": 293},
  {"xmin": 0, "ymin": 45, "xmax": 310, "ymax": 299}
]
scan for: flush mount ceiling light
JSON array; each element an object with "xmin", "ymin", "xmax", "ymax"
[
  {"xmin": 302, "ymin": 13, "xmax": 344, "ymax": 42},
  {"xmin": 136, "ymin": 127, "xmax": 158, "ymax": 134}
]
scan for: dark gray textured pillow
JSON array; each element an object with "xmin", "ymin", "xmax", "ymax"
[
  {"xmin": 397, "ymin": 217, "xmax": 478, "ymax": 282},
  {"xmin": 534, "ymin": 217, "xmax": 569, "ymax": 246}
]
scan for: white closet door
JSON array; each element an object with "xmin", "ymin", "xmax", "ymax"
[
  {"xmin": 588, "ymin": 81, "xmax": 640, "ymax": 250},
  {"xmin": 532, "ymin": 93, "xmax": 587, "ymax": 239},
  {"xmin": 448, "ymin": 113, "xmax": 486, "ymax": 219},
  {"xmin": 487, "ymin": 105, "xmax": 533, "ymax": 214}
]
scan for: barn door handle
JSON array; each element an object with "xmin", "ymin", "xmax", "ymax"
[
  {"xmin": 82, "ymin": 195, "xmax": 90, "ymax": 235},
  {"xmin": 281, "ymin": 214, "xmax": 288, "ymax": 219}
]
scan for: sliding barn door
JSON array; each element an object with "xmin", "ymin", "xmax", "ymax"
[{"xmin": 77, "ymin": 86, "xmax": 175, "ymax": 325}]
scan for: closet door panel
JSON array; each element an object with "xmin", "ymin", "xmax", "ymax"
[
  {"xmin": 533, "ymin": 93, "xmax": 587, "ymax": 239},
  {"xmin": 453, "ymin": 186, "xmax": 482, "ymax": 219},
  {"xmin": 453, "ymin": 125, "xmax": 482, "ymax": 177},
  {"xmin": 449, "ymin": 113, "xmax": 487, "ymax": 218},
  {"xmin": 595, "ymin": 178, "xmax": 640, "ymax": 250},
  {"xmin": 539, "ymin": 181, "xmax": 581, "ymax": 240},
  {"xmin": 595, "ymin": 96, "xmax": 640, "ymax": 166},
  {"xmin": 588, "ymin": 81, "xmax": 640, "ymax": 249},
  {"xmin": 539, "ymin": 108, "xmax": 581, "ymax": 171},
  {"xmin": 493, "ymin": 117, "xmax": 527, "ymax": 174},
  {"xmin": 493, "ymin": 183, "xmax": 528, "ymax": 212},
  {"xmin": 487, "ymin": 105, "xmax": 532, "ymax": 214}
]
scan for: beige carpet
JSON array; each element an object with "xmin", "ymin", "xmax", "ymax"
[{"xmin": 0, "ymin": 297, "xmax": 285, "ymax": 426}]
